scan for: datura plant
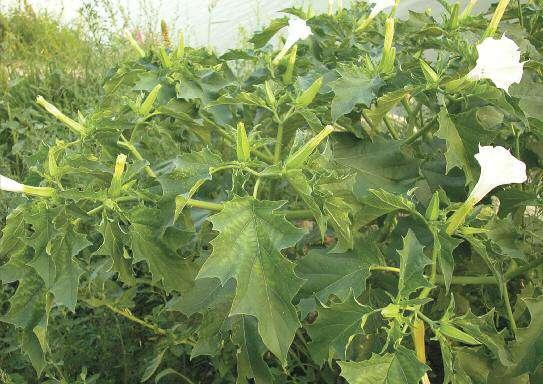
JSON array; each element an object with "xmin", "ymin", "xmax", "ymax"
[{"xmin": 1, "ymin": 0, "xmax": 543, "ymax": 383}]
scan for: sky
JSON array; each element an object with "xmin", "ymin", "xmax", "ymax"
[{"xmin": 1, "ymin": 0, "xmax": 496, "ymax": 51}]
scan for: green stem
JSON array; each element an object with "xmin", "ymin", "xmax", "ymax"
[
  {"xmin": 179, "ymin": 197, "xmax": 224, "ymax": 211},
  {"xmin": 402, "ymin": 117, "xmax": 437, "ymax": 146},
  {"xmin": 501, "ymin": 281, "xmax": 518, "ymax": 338},
  {"xmin": 383, "ymin": 116, "xmax": 400, "ymax": 139},
  {"xmin": 274, "ymin": 121, "xmax": 284, "ymax": 163},
  {"xmin": 370, "ymin": 265, "xmax": 401, "ymax": 273},
  {"xmin": 283, "ymin": 209, "xmax": 314, "ymax": 220},
  {"xmin": 374, "ymin": 256, "xmax": 543, "ymax": 286}
]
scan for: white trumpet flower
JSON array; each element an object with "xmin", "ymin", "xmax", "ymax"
[
  {"xmin": 446, "ymin": 145, "xmax": 527, "ymax": 234},
  {"xmin": 0, "ymin": 174, "xmax": 24, "ymax": 193},
  {"xmin": 0, "ymin": 174, "xmax": 55, "ymax": 197},
  {"xmin": 469, "ymin": 145, "xmax": 527, "ymax": 203},
  {"xmin": 273, "ymin": 18, "xmax": 312, "ymax": 64},
  {"xmin": 368, "ymin": 0, "xmax": 395, "ymax": 18},
  {"xmin": 467, "ymin": 35, "xmax": 524, "ymax": 92}
]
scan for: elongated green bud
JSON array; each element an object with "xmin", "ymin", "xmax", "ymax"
[
  {"xmin": 295, "ymin": 76, "xmax": 322, "ymax": 107},
  {"xmin": 449, "ymin": 3, "xmax": 460, "ymax": 29},
  {"xmin": 159, "ymin": 46, "xmax": 172, "ymax": 68},
  {"xmin": 438, "ymin": 324, "xmax": 481, "ymax": 345},
  {"xmin": 176, "ymin": 31, "xmax": 185, "ymax": 59},
  {"xmin": 420, "ymin": 59, "xmax": 440, "ymax": 83},
  {"xmin": 412, "ymin": 318, "xmax": 427, "ymax": 363},
  {"xmin": 264, "ymin": 80, "xmax": 276, "ymax": 107},
  {"xmin": 282, "ymin": 45, "xmax": 298, "ymax": 84},
  {"xmin": 425, "ymin": 191, "xmax": 440, "ymax": 221},
  {"xmin": 379, "ymin": 18, "xmax": 396, "ymax": 73},
  {"xmin": 125, "ymin": 30, "xmax": 146, "ymax": 58},
  {"xmin": 109, "ymin": 154, "xmax": 127, "ymax": 197},
  {"xmin": 285, "ymin": 125, "xmax": 334, "ymax": 169},
  {"xmin": 236, "ymin": 122, "xmax": 251, "ymax": 162},
  {"xmin": 36, "ymin": 96, "xmax": 87, "ymax": 136},
  {"xmin": 140, "ymin": 84, "xmax": 162, "ymax": 116},
  {"xmin": 460, "ymin": 0, "xmax": 478, "ymax": 19}
]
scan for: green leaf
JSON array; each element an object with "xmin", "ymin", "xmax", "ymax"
[
  {"xmin": 323, "ymin": 196, "xmax": 354, "ymax": 252},
  {"xmin": 338, "ymin": 346, "xmax": 429, "ymax": 384},
  {"xmin": 307, "ymin": 291, "xmax": 373, "ymax": 364},
  {"xmin": 1, "ymin": 268, "xmax": 46, "ymax": 330},
  {"xmin": 436, "ymin": 232, "xmax": 462, "ymax": 293},
  {"xmin": 129, "ymin": 207, "xmax": 196, "ymax": 293},
  {"xmin": 397, "ymin": 229, "xmax": 432, "ymax": 300},
  {"xmin": 46, "ymin": 223, "xmax": 91, "ymax": 310},
  {"xmin": 232, "ymin": 315, "xmax": 274, "ymax": 384},
  {"xmin": 329, "ymin": 69, "xmax": 382, "ymax": 121},
  {"xmin": 463, "ymin": 234, "xmax": 505, "ymax": 293},
  {"xmin": 285, "ymin": 169, "xmax": 326, "ymax": 240},
  {"xmin": 453, "ymin": 309, "xmax": 513, "ymax": 366},
  {"xmin": 436, "ymin": 108, "xmax": 473, "ymax": 182},
  {"xmin": 168, "ymin": 278, "xmax": 235, "ymax": 357},
  {"xmin": 334, "ymin": 136, "xmax": 420, "ymax": 199},
  {"xmin": 155, "ymin": 148, "xmax": 222, "ymax": 195},
  {"xmin": 364, "ymin": 88, "xmax": 416, "ymax": 127},
  {"xmin": 22, "ymin": 329, "xmax": 46, "ymax": 375},
  {"xmin": 296, "ymin": 240, "xmax": 383, "ymax": 302},
  {"xmin": 95, "ymin": 215, "xmax": 135, "ymax": 286},
  {"xmin": 510, "ymin": 78, "xmax": 543, "ymax": 121},
  {"xmin": 249, "ymin": 17, "xmax": 288, "ymax": 48},
  {"xmin": 197, "ymin": 197, "xmax": 305, "ymax": 364},
  {"xmin": 506, "ymin": 295, "xmax": 543, "ymax": 376},
  {"xmin": 363, "ymin": 189, "xmax": 416, "ymax": 214},
  {"xmin": 486, "ymin": 216, "xmax": 526, "ymax": 261}
]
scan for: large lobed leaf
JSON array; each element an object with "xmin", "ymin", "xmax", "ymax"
[{"xmin": 196, "ymin": 197, "xmax": 305, "ymax": 364}]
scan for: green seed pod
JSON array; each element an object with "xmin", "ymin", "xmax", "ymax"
[
  {"xmin": 264, "ymin": 80, "xmax": 276, "ymax": 107},
  {"xmin": 425, "ymin": 191, "xmax": 440, "ymax": 221},
  {"xmin": 284, "ymin": 125, "xmax": 334, "ymax": 169},
  {"xmin": 381, "ymin": 303, "xmax": 400, "ymax": 319},
  {"xmin": 419, "ymin": 59, "xmax": 440, "ymax": 83},
  {"xmin": 438, "ymin": 324, "xmax": 481, "ymax": 345},
  {"xmin": 236, "ymin": 122, "xmax": 251, "ymax": 162},
  {"xmin": 295, "ymin": 76, "xmax": 323, "ymax": 108},
  {"xmin": 140, "ymin": 84, "xmax": 162, "ymax": 116}
]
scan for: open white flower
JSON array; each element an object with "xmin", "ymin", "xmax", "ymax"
[
  {"xmin": 0, "ymin": 174, "xmax": 24, "ymax": 193},
  {"xmin": 273, "ymin": 18, "xmax": 312, "ymax": 64},
  {"xmin": 368, "ymin": 0, "xmax": 395, "ymax": 18},
  {"xmin": 467, "ymin": 35, "xmax": 524, "ymax": 92},
  {"xmin": 469, "ymin": 145, "xmax": 527, "ymax": 203}
]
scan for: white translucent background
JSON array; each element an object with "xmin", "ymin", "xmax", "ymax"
[{"xmin": 1, "ymin": 0, "xmax": 497, "ymax": 51}]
